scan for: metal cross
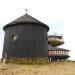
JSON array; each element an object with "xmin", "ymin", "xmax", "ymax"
[{"xmin": 24, "ymin": 9, "xmax": 29, "ymax": 14}]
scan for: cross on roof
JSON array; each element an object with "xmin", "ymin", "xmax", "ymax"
[{"xmin": 24, "ymin": 9, "xmax": 29, "ymax": 14}]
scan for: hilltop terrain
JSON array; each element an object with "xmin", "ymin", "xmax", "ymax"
[{"xmin": 0, "ymin": 62, "xmax": 75, "ymax": 75}]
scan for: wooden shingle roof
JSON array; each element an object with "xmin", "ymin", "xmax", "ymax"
[
  {"xmin": 3, "ymin": 14, "xmax": 49, "ymax": 31},
  {"xmin": 48, "ymin": 45, "xmax": 70, "ymax": 51},
  {"xmin": 48, "ymin": 47, "xmax": 70, "ymax": 51}
]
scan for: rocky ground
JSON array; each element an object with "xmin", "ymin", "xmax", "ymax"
[{"xmin": 0, "ymin": 62, "xmax": 75, "ymax": 75}]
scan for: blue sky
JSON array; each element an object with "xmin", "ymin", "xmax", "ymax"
[
  {"xmin": 0, "ymin": 0, "xmax": 75, "ymax": 60},
  {"xmin": 48, "ymin": 18, "xmax": 64, "ymax": 35}
]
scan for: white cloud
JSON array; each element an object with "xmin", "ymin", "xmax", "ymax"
[
  {"xmin": 0, "ymin": 26, "xmax": 4, "ymax": 58},
  {"xmin": 0, "ymin": 0, "xmax": 75, "ymax": 59}
]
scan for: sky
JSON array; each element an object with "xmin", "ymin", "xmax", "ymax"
[{"xmin": 0, "ymin": 0, "xmax": 75, "ymax": 60}]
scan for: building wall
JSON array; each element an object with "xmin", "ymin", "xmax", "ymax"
[
  {"xmin": 2, "ymin": 23, "xmax": 48, "ymax": 59},
  {"xmin": 48, "ymin": 50, "xmax": 69, "ymax": 56}
]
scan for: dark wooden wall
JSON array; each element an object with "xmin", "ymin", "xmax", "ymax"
[{"xmin": 2, "ymin": 23, "xmax": 48, "ymax": 59}]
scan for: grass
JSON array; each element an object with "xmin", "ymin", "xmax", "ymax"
[
  {"xmin": 0, "ymin": 61, "xmax": 75, "ymax": 75},
  {"xmin": 6, "ymin": 58, "xmax": 51, "ymax": 65}
]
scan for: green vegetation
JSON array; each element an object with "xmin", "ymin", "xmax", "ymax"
[{"xmin": 7, "ymin": 58, "xmax": 51, "ymax": 65}]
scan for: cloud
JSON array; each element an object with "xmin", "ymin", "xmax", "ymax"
[
  {"xmin": 0, "ymin": 26, "xmax": 4, "ymax": 58},
  {"xmin": 0, "ymin": 0, "xmax": 75, "ymax": 59}
]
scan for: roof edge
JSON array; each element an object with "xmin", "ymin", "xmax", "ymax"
[{"xmin": 3, "ymin": 22, "xmax": 49, "ymax": 31}]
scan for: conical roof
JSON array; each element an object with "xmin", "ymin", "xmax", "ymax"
[
  {"xmin": 48, "ymin": 45, "xmax": 70, "ymax": 51},
  {"xmin": 3, "ymin": 14, "xmax": 49, "ymax": 31}
]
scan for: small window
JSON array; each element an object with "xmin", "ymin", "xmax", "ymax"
[{"xmin": 11, "ymin": 34, "xmax": 18, "ymax": 42}]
